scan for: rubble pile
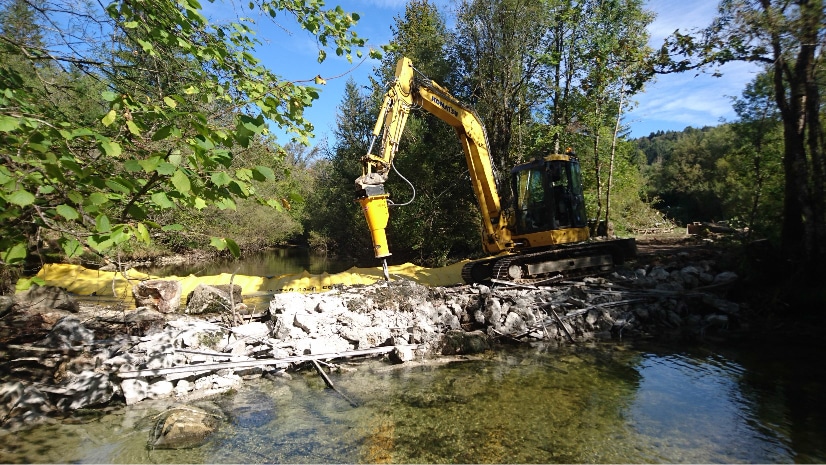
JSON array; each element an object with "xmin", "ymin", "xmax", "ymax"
[{"xmin": 1, "ymin": 257, "xmax": 742, "ymax": 432}]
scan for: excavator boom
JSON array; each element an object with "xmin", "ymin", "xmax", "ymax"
[{"xmin": 355, "ymin": 57, "xmax": 635, "ymax": 284}]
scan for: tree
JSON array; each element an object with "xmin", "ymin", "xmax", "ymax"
[
  {"xmin": 655, "ymin": 0, "xmax": 826, "ymax": 269},
  {"xmin": 305, "ymin": 78, "xmax": 375, "ymax": 260},
  {"xmin": 576, "ymin": 0, "xmax": 653, "ymax": 234},
  {"xmin": 725, "ymin": 71, "xmax": 784, "ymax": 239},
  {"xmin": 453, "ymin": 0, "xmax": 553, "ymax": 172},
  {"xmin": 0, "ymin": 0, "xmax": 381, "ymax": 276},
  {"xmin": 376, "ymin": 0, "xmax": 480, "ymax": 265}
]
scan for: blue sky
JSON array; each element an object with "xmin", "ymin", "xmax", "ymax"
[{"xmin": 218, "ymin": 0, "xmax": 763, "ymax": 144}]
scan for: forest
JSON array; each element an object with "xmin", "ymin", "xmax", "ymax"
[{"xmin": 1, "ymin": 0, "xmax": 824, "ymax": 298}]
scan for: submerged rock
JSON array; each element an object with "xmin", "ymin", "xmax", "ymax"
[{"xmin": 149, "ymin": 405, "xmax": 222, "ymax": 449}]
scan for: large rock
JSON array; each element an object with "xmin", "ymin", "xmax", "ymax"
[
  {"xmin": 441, "ymin": 330, "xmax": 490, "ymax": 355},
  {"xmin": 0, "ymin": 382, "xmax": 56, "ymax": 428},
  {"xmin": 133, "ymin": 280, "xmax": 182, "ymax": 313},
  {"xmin": 15, "ymin": 285, "xmax": 79, "ymax": 313},
  {"xmin": 186, "ymin": 284, "xmax": 243, "ymax": 314},
  {"xmin": 38, "ymin": 315, "xmax": 95, "ymax": 349},
  {"xmin": 47, "ymin": 371, "xmax": 115, "ymax": 410},
  {"xmin": 149, "ymin": 405, "xmax": 222, "ymax": 449}
]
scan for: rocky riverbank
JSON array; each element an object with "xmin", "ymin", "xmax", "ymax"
[{"xmin": 1, "ymin": 241, "xmax": 744, "ymax": 439}]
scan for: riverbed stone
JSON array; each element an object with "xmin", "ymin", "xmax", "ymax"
[
  {"xmin": 149, "ymin": 380, "xmax": 175, "ymax": 399},
  {"xmin": 48, "ymin": 371, "xmax": 114, "ymax": 410},
  {"xmin": 0, "ymin": 382, "xmax": 56, "ymax": 428},
  {"xmin": 149, "ymin": 405, "xmax": 221, "ymax": 449},
  {"xmin": 441, "ymin": 330, "xmax": 490, "ymax": 355},
  {"xmin": 38, "ymin": 315, "xmax": 95, "ymax": 349},
  {"xmin": 133, "ymin": 279, "xmax": 182, "ymax": 314},
  {"xmin": 390, "ymin": 345, "xmax": 416, "ymax": 363},
  {"xmin": 186, "ymin": 284, "xmax": 242, "ymax": 314},
  {"xmin": 231, "ymin": 322, "xmax": 270, "ymax": 340},
  {"xmin": 122, "ymin": 379, "xmax": 150, "ymax": 405},
  {"xmin": 16, "ymin": 285, "xmax": 79, "ymax": 313}
]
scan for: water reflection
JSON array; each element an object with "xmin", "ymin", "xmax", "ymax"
[
  {"xmin": 141, "ymin": 248, "xmax": 354, "ymax": 279},
  {"xmin": 2, "ymin": 342, "xmax": 825, "ymax": 463}
]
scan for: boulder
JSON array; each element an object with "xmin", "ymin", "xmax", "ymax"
[
  {"xmin": 122, "ymin": 379, "xmax": 150, "ymax": 405},
  {"xmin": 0, "ymin": 381, "xmax": 56, "ymax": 428},
  {"xmin": 133, "ymin": 280, "xmax": 182, "ymax": 314},
  {"xmin": 185, "ymin": 284, "xmax": 242, "ymax": 314},
  {"xmin": 38, "ymin": 315, "xmax": 95, "ymax": 349},
  {"xmin": 441, "ymin": 330, "xmax": 490, "ymax": 355},
  {"xmin": 15, "ymin": 285, "xmax": 79, "ymax": 313},
  {"xmin": 149, "ymin": 405, "xmax": 222, "ymax": 449},
  {"xmin": 50, "ymin": 371, "xmax": 115, "ymax": 410}
]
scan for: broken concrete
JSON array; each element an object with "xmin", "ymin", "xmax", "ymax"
[{"xmin": 1, "ymin": 254, "xmax": 746, "ymax": 432}]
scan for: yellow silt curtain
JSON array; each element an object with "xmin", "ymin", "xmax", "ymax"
[{"xmin": 20, "ymin": 261, "xmax": 469, "ymax": 303}]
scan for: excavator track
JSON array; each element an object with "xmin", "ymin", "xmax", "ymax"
[{"xmin": 461, "ymin": 238, "xmax": 636, "ymax": 285}]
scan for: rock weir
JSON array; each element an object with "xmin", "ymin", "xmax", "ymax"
[{"xmin": 1, "ymin": 259, "xmax": 742, "ymax": 431}]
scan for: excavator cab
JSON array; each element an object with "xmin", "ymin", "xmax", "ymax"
[{"xmin": 511, "ymin": 155, "xmax": 587, "ymax": 236}]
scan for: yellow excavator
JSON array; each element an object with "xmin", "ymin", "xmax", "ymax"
[{"xmin": 355, "ymin": 57, "xmax": 636, "ymax": 284}]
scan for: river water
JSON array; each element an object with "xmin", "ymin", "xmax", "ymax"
[
  {"xmin": 141, "ymin": 247, "xmax": 356, "ymax": 279},
  {"xmin": 2, "ymin": 340, "xmax": 825, "ymax": 463},
  {"xmin": 4, "ymin": 249, "xmax": 825, "ymax": 463}
]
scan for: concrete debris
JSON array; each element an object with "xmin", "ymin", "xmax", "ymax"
[
  {"xmin": 1, "ymin": 256, "xmax": 744, "ymax": 432},
  {"xmin": 133, "ymin": 279, "xmax": 183, "ymax": 314}
]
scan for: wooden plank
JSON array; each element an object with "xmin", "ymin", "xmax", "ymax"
[{"xmin": 117, "ymin": 345, "xmax": 405, "ymax": 379}]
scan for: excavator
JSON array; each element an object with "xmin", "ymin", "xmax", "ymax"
[{"xmin": 355, "ymin": 57, "xmax": 636, "ymax": 284}]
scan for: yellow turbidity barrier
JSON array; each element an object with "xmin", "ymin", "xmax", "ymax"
[{"xmin": 21, "ymin": 261, "xmax": 468, "ymax": 302}]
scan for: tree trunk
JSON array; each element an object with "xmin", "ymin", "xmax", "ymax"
[{"xmin": 605, "ymin": 83, "xmax": 626, "ymax": 235}]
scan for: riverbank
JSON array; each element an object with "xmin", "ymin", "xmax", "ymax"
[{"xmin": 1, "ymin": 234, "xmax": 751, "ymax": 436}]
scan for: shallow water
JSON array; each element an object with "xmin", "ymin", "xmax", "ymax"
[
  {"xmin": 3, "ymin": 340, "xmax": 825, "ymax": 463},
  {"xmin": 139, "ymin": 247, "xmax": 354, "ymax": 279}
]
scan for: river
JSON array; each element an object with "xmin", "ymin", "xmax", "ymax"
[
  {"xmin": 141, "ymin": 247, "xmax": 356, "ymax": 279},
  {"xmin": 2, "ymin": 339, "xmax": 825, "ymax": 463},
  {"xmin": 3, "ymin": 249, "xmax": 825, "ymax": 463}
]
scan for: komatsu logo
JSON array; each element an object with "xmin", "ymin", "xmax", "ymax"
[{"xmin": 431, "ymin": 96, "xmax": 458, "ymax": 117}]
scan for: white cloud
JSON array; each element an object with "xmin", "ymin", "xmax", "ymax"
[{"xmin": 628, "ymin": 1, "xmax": 763, "ymax": 137}]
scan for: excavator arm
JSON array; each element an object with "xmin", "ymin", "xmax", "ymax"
[{"xmin": 356, "ymin": 57, "xmax": 509, "ymax": 262}]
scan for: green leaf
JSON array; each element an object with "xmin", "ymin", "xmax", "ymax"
[
  {"xmin": 211, "ymin": 171, "xmax": 231, "ymax": 186},
  {"xmin": 136, "ymin": 222, "xmax": 150, "ymax": 243},
  {"xmin": 138, "ymin": 156, "xmax": 161, "ymax": 173},
  {"xmin": 101, "ymin": 109, "xmax": 117, "ymax": 126},
  {"xmin": 95, "ymin": 213, "xmax": 111, "ymax": 233},
  {"xmin": 152, "ymin": 192, "xmax": 174, "ymax": 208},
  {"xmin": 101, "ymin": 91, "xmax": 118, "ymax": 101},
  {"xmin": 210, "ymin": 237, "xmax": 227, "ymax": 250},
  {"xmin": 126, "ymin": 121, "xmax": 141, "ymax": 136},
  {"xmin": 163, "ymin": 96, "xmax": 177, "ymax": 108},
  {"xmin": 88, "ymin": 192, "xmax": 108, "ymax": 205},
  {"xmin": 56, "ymin": 204, "xmax": 80, "ymax": 220},
  {"xmin": 0, "ymin": 115, "xmax": 20, "ymax": 132},
  {"xmin": 161, "ymin": 223, "xmax": 183, "ymax": 231},
  {"xmin": 60, "ymin": 237, "xmax": 83, "ymax": 258},
  {"xmin": 86, "ymin": 235, "xmax": 113, "ymax": 253},
  {"xmin": 100, "ymin": 140, "xmax": 122, "ymax": 157},
  {"xmin": 171, "ymin": 170, "xmax": 191, "ymax": 193},
  {"xmin": 2, "ymin": 242, "xmax": 27, "ymax": 265},
  {"xmin": 152, "ymin": 125, "xmax": 174, "ymax": 141},
  {"xmin": 15, "ymin": 276, "xmax": 45, "ymax": 291},
  {"xmin": 124, "ymin": 160, "xmax": 142, "ymax": 172},
  {"xmin": 105, "ymin": 179, "xmax": 132, "ymax": 194},
  {"xmin": 156, "ymin": 162, "xmax": 176, "ymax": 175},
  {"xmin": 253, "ymin": 166, "xmax": 275, "ymax": 181},
  {"xmin": 7, "ymin": 189, "xmax": 35, "ymax": 206},
  {"xmin": 226, "ymin": 238, "xmax": 240, "ymax": 258}
]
